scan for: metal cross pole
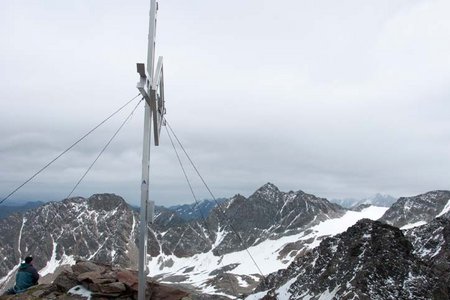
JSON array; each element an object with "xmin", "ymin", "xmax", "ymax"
[{"xmin": 135, "ymin": 1, "xmax": 166, "ymax": 299}]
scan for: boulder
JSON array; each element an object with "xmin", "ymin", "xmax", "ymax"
[
  {"xmin": 148, "ymin": 282, "xmax": 190, "ymax": 300},
  {"xmin": 100, "ymin": 271, "xmax": 117, "ymax": 280},
  {"xmin": 53, "ymin": 270, "xmax": 78, "ymax": 292},
  {"xmin": 0, "ymin": 261, "xmax": 217, "ymax": 300},
  {"xmin": 87, "ymin": 283, "xmax": 101, "ymax": 293},
  {"xmin": 99, "ymin": 282, "xmax": 126, "ymax": 294},
  {"xmin": 91, "ymin": 278, "xmax": 116, "ymax": 285},
  {"xmin": 72, "ymin": 261, "xmax": 106, "ymax": 275},
  {"xmin": 116, "ymin": 270, "xmax": 138, "ymax": 291},
  {"xmin": 76, "ymin": 271, "xmax": 102, "ymax": 283}
]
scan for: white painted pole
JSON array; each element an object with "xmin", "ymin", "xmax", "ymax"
[
  {"xmin": 138, "ymin": 103, "xmax": 151, "ymax": 300},
  {"xmin": 147, "ymin": 0, "xmax": 157, "ymax": 79},
  {"xmin": 138, "ymin": 1, "xmax": 157, "ymax": 299}
]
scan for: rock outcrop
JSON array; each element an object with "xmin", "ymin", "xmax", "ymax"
[
  {"xmin": 254, "ymin": 219, "xmax": 448, "ymax": 300},
  {"xmin": 0, "ymin": 260, "xmax": 223, "ymax": 300}
]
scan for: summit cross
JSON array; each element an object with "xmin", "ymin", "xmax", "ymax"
[{"xmin": 135, "ymin": 1, "xmax": 166, "ymax": 299}]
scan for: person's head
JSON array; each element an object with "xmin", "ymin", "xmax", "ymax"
[{"xmin": 24, "ymin": 256, "xmax": 33, "ymax": 264}]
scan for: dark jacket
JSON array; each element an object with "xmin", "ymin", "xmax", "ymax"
[{"xmin": 14, "ymin": 263, "xmax": 39, "ymax": 292}]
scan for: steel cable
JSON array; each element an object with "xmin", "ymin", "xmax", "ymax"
[{"xmin": 0, "ymin": 94, "xmax": 141, "ymax": 206}]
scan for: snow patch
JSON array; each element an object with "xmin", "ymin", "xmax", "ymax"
[
  {"xmin": 318, "ymin": 286, "xmax": 339, "ymax": 300},
  {"xmin": 277, "ymin": 278, "xmax": 296, "ymax": 299},
  {"xmin": 236, "ymin": 275, "xmax": 250, "ymax": 288},
  {"xmin": 0, "ymin": 264, "xmax": 20, "ymax": 286},
  {"xmin": 306, "ymin": 206, "xmax": 388, "ymax": 248},
  {"xmin": 17, "ymin": 217, "xmax": 27, "ymax": 259},
  {"xmin": 39, "ymin": 240, "xmax": 58, "ymax": 276},
  {"xmin": 245, "ymin": 290, "xmax": 270, "ymax": 300},
  {"xmin": 111, "ymin": 248, "xmax": 116, "ymax": 262},
  {"xmin": 68, "ymin": 285, "xmax": 91, "ymax": 299},
  {"xmin": 401, "ymin": 221, "xmax": 427, "ymax": 230},
  {"xmin": 436, "ymin": 199, "xmax": 450, "ymax": 218},
  {"xmin": 213, "ymin": 227, "xmax": 227, "ymax": 248},
  {"xmin": 39, "ymin": 240, "xmax": 76, "ymax": 276}
]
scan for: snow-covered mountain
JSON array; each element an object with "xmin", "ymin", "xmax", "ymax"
[
  {"xmin": 206, "ymin": 183, "xmax": 345, "ymax": 255},
  {"xmin": 250, "ymin": 219, "xmax": 447, "ymax": 300},
  {"xmin": 149, "ymin": 205, "xmax": 387, "ymax": 296},
  {"xmin": 330, "ymin": 197, "xmax": 359, "ymax": 208},
  {"xmin": 2, "ymin": 185, "xmax": 448, "ymax": 299},
  {"xmin": 355, "ymin": 193, "xmax": 397, "ymax": 207},
  {"xmin": 0, "ymin": 194, "xmax": 137, "ymax": 291},
  {"xmin": 331, "ymin": 193, "xmax": 397, "ymax": 208},
  {"xmin": 379, "ymin": 190, "xmax": 450, "ymax": 229},
  {"xmin": 0, "ymin": 184, "xmax": 349, "ymax": 294},
  {"xmin": 244, "ymin": 190, "xmax": 450, "ymax": 300},
  {"xmin": 0, "ymin": 183, "xmax": 389, "ymax": 298},
  {"xmin": 404, "ymin": 216, "xmax": 450, "ymax": 273}
]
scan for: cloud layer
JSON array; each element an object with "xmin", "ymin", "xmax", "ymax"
[{"xmin": 1, "ymin": 0, "xmax": 449, "ymax": 205}]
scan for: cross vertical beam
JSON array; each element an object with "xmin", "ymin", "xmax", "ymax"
[
  {"xmin": 135, "ymin": 0, "xmax": 166, "ymax": 299},
  {"xmin": 138, "ymin": 100, "xmax": 152, "ymax": 300}
]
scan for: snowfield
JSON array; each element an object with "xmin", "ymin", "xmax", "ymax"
[{"xmin": 149, "ymin": 206, "xmax": 388, "ymax": 297}]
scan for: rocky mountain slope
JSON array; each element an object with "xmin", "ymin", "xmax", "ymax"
[
  {"xmin": 0, "ymin": 194, "xmax": 137, "ymax": 290},
  {"xmin": 404, "ymin": 216, "xmax": 450, "ymax": 283},
  {"xmin": 251, "ymin": 219, "xmax": 448, "ymax": 300},
  {"xmin": 9, "ymin": 184, "xmax": 447, "ymax": 299},
  {"xmin": 0, "ymin": 183, "xmax": 356, "ymax": 297},
  {"xmin": 206, "ymin": 183, "xmax": 345, "ymax": 255},
  {"xmin": 379, "ymin": 190, "xmax": 450, "ymax": 228}
]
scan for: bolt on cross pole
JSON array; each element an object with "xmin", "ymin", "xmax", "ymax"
[{"xmin": 135, "ymin": 1, "xmax": 166, "ymax": 299}]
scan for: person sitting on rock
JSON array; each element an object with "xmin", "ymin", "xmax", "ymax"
[{"xmin": 6, "ymin": 256, "xmax": 39, "ymax": 294}]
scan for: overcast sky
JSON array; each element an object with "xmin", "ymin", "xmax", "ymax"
[{"xmin": 1, "ymin": 0, "xmax": 449, "ymax": 206}]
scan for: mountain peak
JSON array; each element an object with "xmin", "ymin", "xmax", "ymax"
[
  {"xmin": 247, "ymin": 183, "xmax": 283, "ymax": 205},
  {"xmin": 252, "ymin": 182, "xmax": 280, "ymax": 196},
  {"xmin": 260, "ymin": 182, "xmax": 279, "ymax": 191},
  {"xmin": 87, "ymin": 193, "xmax": 127, "ymax": 211}
]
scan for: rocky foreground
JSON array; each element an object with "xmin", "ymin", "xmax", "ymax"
[{"xmin": 0, "ymin": 261, "xmax": 227, "ymax": 300}]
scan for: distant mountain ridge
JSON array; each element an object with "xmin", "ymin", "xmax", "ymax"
[
  {"xmin": 168, "ymin": 198, "xmax": 227, "ymax": 221},
  {"xmin": 332, "ymin": 193, "xmax": 397, "ymax": 208},
  {"xmin": 0, "ymin": 201, "xmax": 45, "ymax": 219}
]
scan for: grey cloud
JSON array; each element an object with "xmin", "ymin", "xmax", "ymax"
[{"xmin": 1, "ymin": 0, "xmax": 449, "ymax": 206}]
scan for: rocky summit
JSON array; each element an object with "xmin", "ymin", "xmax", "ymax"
[
  {"xmin": 254, "ymin": 219, "xmax": 448, "ymax": 300},
  {"xmin": 0, "ymin": 260, "xmax": 222, "ymax": 300}
]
